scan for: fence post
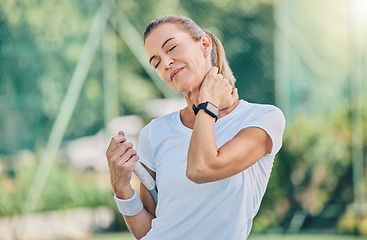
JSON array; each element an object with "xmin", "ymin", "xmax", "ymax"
[{"xmin": 16, "ymin": 4, "xmax": 111, "ymax": 239}]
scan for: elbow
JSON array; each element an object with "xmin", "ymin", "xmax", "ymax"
[
  {"xmin": 186, "ymin": 172, "xmax": 203, "ymax": 184},
  {"xmin": 186, "ymin": 163, "xmax": 212, "ymax": 184},
  {"xmin": 186, "ymin": 152, "xmax": 220, "ymax": 184},
  {"xmin": 186, "ymin": 169, "xmax": 207, "ymax": 184}
]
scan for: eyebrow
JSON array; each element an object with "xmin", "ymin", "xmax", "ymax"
[
  {"xmin": 162, "ymin": 37, "xmax": 174, "ymax": 48},
  {"xmin": 149, "ymin": 37, "xmax": 175, "ymax": 64}
]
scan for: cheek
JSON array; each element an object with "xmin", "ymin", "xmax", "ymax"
[
  {"xmin": 182, "ymin": 50, "xmax": 206, "ymax": 76},
  {"xmin": 188, "ymin": 55, "xmax": 207, "ymax": 80}
]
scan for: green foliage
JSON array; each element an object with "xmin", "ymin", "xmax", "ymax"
[
  {"xmin": 3, "ymin": 0, "xmax": 364, "ymax": 234},
  {"xmin": 38, "ymin": 166, "xmax": 109, "ymax": 211},
  {"xmin": 0, "ymin": 151, "xmax": 114, "ymax": 216},
  {"xmin": 0, "ymin": 0, "xmax": 275, "ymax": 154},
  {"xmin": 254, "ymin": 96, "xmax": 367, "ymax": 233}
]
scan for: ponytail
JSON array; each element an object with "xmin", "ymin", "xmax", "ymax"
[{"xmin": 203, "ymin": 30, "xmax": 236, "ymax": 87}]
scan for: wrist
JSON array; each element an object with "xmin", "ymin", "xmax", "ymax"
[
  {"xmin": 114, "ymin": 184, "xmax": 134, "ymax": 200},
  {"xmin": 192, "ymin": 101, "xmax": 219, "ymax": 121},
  {"xmin": 199, "ymin": 95, "xmax": 218, "ymax": 107},
  {"xmin": 114, "ymin": 189, "xmax": 143, "ymax": 216}
]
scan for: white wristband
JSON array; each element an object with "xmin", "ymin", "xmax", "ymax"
[{"xmin": 114, "ymin": 189, "xmax": 143, "ymax": 216}]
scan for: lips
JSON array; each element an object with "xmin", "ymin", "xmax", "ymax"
[{"xmin": 170, "ymin": 67, "xmax": 184, "ymax": 81}]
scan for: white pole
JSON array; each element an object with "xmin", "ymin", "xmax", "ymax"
[{"xmin": 16, "ymin": 4, "xmax": 111, "ymax": 239}]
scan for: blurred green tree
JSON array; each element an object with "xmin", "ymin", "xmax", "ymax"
[{"xmin": 0, "ymin": 0, "xmax": 275, "ymax": 154}]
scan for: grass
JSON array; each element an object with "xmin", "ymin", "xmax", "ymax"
[
  {"xmin": 248, "ymin": 233, "xmax": 366, "ymax": 240},
  {"xmin": 87, "ymin": 232, "xmax": 135, "ymax": 240},
  {"xmin": 88, "ymin": 232, "xmax": 366, "ymax": 240}
]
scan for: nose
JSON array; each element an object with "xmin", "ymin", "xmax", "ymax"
[{"xmin": 164, "ymin": 58, "xmax": 174, "ymax": 70}]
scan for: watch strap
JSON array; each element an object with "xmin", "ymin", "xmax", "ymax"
[{"xmin": 192, "ymin": 101, "xmax": 219, "ymax": 121}]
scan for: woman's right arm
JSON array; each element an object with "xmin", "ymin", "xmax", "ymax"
[{"xmin": 106, "ymin": 131, "xmax": 156, "ymax": 239}]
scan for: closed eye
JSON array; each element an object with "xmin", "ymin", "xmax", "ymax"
[
  {"xmin": 154, "ymin": 61, "xmax": 161, "ymax": 69},
  {"xmin": 153, "ymin": 45, "xmax": 176, "ymax": 69},
  {"xmin": 168, "ymin": 45, "xmax": 177, "ymax": 52}
]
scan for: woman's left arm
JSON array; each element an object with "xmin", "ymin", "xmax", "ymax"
[
  {"xmin": 187, "ymin": 117, "xmax": 272, "ymax": 183},
  {"xmin": 186, "ymin": 67, "xmax": 273, "ymax": 184}
]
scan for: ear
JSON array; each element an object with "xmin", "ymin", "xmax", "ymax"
[{"xmin": 201, "ymin": 34, "xmax": 212, "ymax": 57}]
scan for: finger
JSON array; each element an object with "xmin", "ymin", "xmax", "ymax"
[
  {"xmin": 216, "ymin": 73, "xmax": 223, "ymax": 81},
  {"xmin": 106, "ymin": 135, "xmax": 126, "ymax": 157},
  {"xmin": 115, "ymin": 141, "xmax": 134, "ymax": 158},
  {"xmin": 114, "ymin": 135, "xmax": 127, "ymax": 147},
  {"xmin": 232, "ymin": 88, "xmax": 238, "ymax": 96},
  {"xmin": 203, "ymin": 66, "xmax": 217, "ymax": 81},
  {"xmin": 118, "ymin": 149, "xmax": 138, "ymax": 170},
  {"xmin": 223, "ymin": 77, "xmax": 230, "ymax": 84},
  {"xmin": 125, "ymin": 154, "xmax": 140, "ymax": 169},
  {"xmin": 118, "ymin": 131, "xmax": 125, "ymax": 137},
  {"xmin": 231, "ymin": 88, "xmax": 239, "ymax": 102},
  {"xmin": 212, "ymin": 66, "xmax": 219, "ymax": 74},
  {"xmin": 124, "ymin": 150, "xmax": 139, "ymax": 165},
  {"xmin": 109, "ymin": 145, "xmax": 135, "ymax": 174},
  {"xmin": 207, "ymin": 66, "xmax": 218, "ymax": 77},
  {"xmin": 117, "ymin": 148, "xmax": 136, "ymax": 163}
]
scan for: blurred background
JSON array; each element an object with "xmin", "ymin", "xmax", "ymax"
[{"xmin": 0, "ymin": 0, "xmax": 366, "ymax": 239}]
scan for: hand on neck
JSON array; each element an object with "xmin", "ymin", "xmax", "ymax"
[{"xmin": 184, "ymin": 94, "xmax": 239, "ymax": 119}]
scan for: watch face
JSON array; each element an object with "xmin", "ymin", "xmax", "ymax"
[{"xmin": 207, "ymin": 102, "xmax": 219, "ymax": 116}]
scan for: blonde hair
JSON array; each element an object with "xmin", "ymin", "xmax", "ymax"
[{"xmin": 144, "ymin": 15, "xmax": 236, "ymax": 87}]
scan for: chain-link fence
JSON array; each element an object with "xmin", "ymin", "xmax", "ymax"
[
  {"xmin": 273, "ymin": 0, "xmax": 367, "ymax": 234},
  {"xmin": 0, "ymin": 0, "xmax": 276, "ymax": 154},
  {"xmin": 0, "ymin": 0, "xmax": 366, "ymax": 238}
]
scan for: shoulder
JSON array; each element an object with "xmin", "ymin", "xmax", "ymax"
[
  {"xmin": 241, "ymin": 101, "xmax": 286, "ymax": 154},
  {"xmin": 147, "ymin": 111, "xmax": 178, "ymax": 127},
  {"xmin": 239, "ymin": 100, "xmax": 283, "ymax": 115},
  {"xmin": 236, "ymin": 100, "xmax": 286, "ymax": 135},
  {"xmin": 234, "ymin": 100, "xmax": 285, "ymax": 123},
  {"xmin": 139, "ymin": 111, "xmax": 179, "ymax": 137}
]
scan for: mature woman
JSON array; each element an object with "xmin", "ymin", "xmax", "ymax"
[{"xmin": 106, "ymin": 15, "xmax": 285, "ymax": 239}]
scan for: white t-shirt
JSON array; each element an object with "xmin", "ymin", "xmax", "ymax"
[{"xmin": 138, "ymin": 100, "xmax": 285, "ymax": 240}]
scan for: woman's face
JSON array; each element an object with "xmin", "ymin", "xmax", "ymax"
[{"xmin": 144, "ymin": 23, "xmax": 212, "ymax": 98}]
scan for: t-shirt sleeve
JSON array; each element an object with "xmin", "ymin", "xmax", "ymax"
[
  {"xmin": 243, "ymin": 106, "xmax": 286, "ymax": 156},
  {"xmin": 137, "ymin": 124, "xmax": 156, "ymax": 172}
]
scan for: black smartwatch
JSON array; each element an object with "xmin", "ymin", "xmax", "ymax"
[{"xmin": 192, "ymin": 101, "xmax": 219, "ymax": 121}]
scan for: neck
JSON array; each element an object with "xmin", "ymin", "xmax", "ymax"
[
  {"xmin": 180, "ymin": 96, "xmax": 239, "ymax": 129},
  {"xmin": 186, "ymin": 88, "xmax": 201, "ymax": 107},
  {"xmin": 218, "ymin": 100, "xmax": 239, "ymax": 118}
]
